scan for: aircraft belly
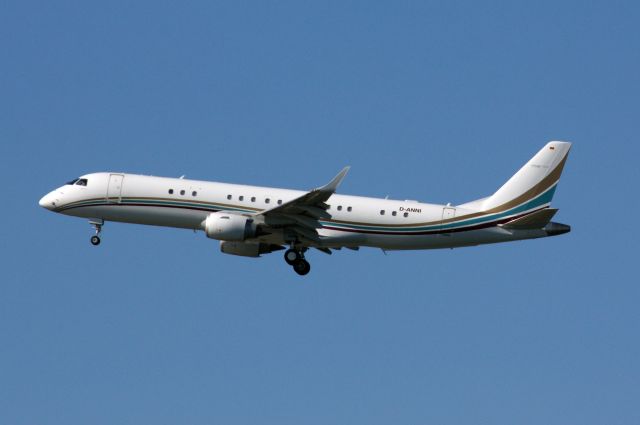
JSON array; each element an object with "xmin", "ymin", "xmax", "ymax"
[
  {"xmin": 65, "ymin": 205, "xmax": 206, "ymax": 230},
  {"xmin": 319, "ymin": 226, "xmax": 550, "ymax": 250},
  {"xmin": 317, "ymin": 228, "xmax": 368, "ymax": 247}
]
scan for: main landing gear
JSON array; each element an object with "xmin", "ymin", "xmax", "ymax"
[
  {"xmin": 284, "ymin": 248, "xmax": 311, "ymax": 276},
  {"xmin": 89, "ymin": 219, "xmax": 103, "ymax": 246}
]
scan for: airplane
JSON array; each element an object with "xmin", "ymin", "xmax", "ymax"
[{"xmin": 39, "ymin": 141, "xmax": 571, "ymax": 275}]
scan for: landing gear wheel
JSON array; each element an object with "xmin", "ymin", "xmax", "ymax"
[
  {"xmin": 284, "ymin": 249, "xmax": 301, "ymax": 265},
  {"xmin": 293, "ymin": 259, "xmax": 311, "ymax": 276},
  {"xmin": 89, "ymin": 219, "xmax": 104, "ymax": 246}
]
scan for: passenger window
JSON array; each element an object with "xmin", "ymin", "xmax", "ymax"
[
  {"xmin": 180, "ymin": 190, "xmax": 185, "ymax": 195},
  {"xmin": 168, "ymin": 189, "xmax": 174, "ymax": 194},
  {"xmin": 404, "ymin": 212, "xmax": 409, "ymax": 218},
  {"xmin": 392, "ymin": 211, "xmax": 397, "ymax": 216},
  {"xmin": 227, "ymin": 194, "xmax": 232, "ymax": 200},
  {"xmin": 251, "ymin": 196, "xmax": 256, "ymax": 202},
  {"xmin": 192, "ymin": 191, "xmax": 197, "ymax": 196},
  {"xmin": 265, "ymin": 198, "xmax": 270, "ymax": 204},
  {"xmin": 239, "ymin": 196, "xmax": 244, "ymax": 201},
  {"xmin": 277, "ymin": 199, "xmax": 283, "ymax": 205},
  {"xmin": 347, "ymin": 206, "xmax": 352, "ymax": 212},
  {"xmin": 337, "ymin": 206, "xmax": 342, "ymax": 211},
  {"xmin": 380, "ymin": 210, "xmax": 385, "ymax": 215}
]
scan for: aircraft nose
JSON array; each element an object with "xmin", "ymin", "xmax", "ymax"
[{"xmin": 39, "ymin": 192, "xmax": 58, "ymax": 210}]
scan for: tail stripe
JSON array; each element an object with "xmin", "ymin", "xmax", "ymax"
[{"xmin": 482, "ymin": 154, "xmax": 567, "ymax": 216}]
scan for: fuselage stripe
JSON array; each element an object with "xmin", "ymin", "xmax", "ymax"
[{"xmin": 56, "ymin": 188, "xmax": 553, "ymax": 236}]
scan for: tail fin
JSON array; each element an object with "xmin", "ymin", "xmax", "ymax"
[{"xmin": 482, "ymin": 141, "xmax": 571, "ymax": 213}]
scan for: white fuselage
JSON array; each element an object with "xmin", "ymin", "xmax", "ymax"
[{"xmin": 39, "ymin": 172, "xmax": 552, "ymax": 250}]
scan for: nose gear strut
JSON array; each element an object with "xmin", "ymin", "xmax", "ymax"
[{"xmin": 89, "ymin": 219, "xmax": 104, "ymax": 246}]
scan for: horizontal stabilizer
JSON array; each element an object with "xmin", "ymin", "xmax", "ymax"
[{"xmin": 500, "ymin": 208, "xmax": 558, "ymax": 230}]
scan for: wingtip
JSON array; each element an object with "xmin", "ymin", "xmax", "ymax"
[
  {"xmin": 320, "ymin": 166, "xmax": 351, "ymax": 192},
  {"xmin": 335, "ymin": 166, "xmax": 350, "ymax": 180}
]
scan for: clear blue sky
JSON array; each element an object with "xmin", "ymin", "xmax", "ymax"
[{"xmin": 2, "ymin": 1, "xmax": 639, "ymax": 424}]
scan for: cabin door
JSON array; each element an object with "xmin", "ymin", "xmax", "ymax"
[
  {"xmin": 106, "ymin": 174, "xmax": 124, "ymax": 203},
  {"xmin": 441, "ymin": 206, "xmax": 456, "ymax": 226},
  {"xmin": 440, "ymin": 207, "xmax": 456, "ymax": 236}
]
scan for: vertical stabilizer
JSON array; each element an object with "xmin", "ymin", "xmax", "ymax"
[{"xmin": 482, "ymin": 141, "xmax": 571, "ymax": 212}]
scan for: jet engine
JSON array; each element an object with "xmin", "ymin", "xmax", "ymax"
[{"xmin": 203, "ymin": 211, "xmax": 257, "ymax": 241}]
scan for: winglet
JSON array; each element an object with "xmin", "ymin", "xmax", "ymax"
[
  {"xmin": 317, "ymin": 166, "xmax": 350, "ymax": 193},
  {"xmin": 253, "ymin": 166, "xmax": 351, "ymax": 218}
]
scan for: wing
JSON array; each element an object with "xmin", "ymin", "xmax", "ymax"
[{"xmin": 253, "ymin": 166, "xmax": 350, "ymax": 247}]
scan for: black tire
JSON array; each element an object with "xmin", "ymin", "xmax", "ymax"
[
  {"xmin": 90, "ymin": 235, "xmax": 101, "ymax": 246},
  {"xmin": 293, "ymin": 259, "xmax": 311, "ymax": 276},
  {"xmin": 284, "ymin": 249, "xmax": 300, "ymax": 265}
]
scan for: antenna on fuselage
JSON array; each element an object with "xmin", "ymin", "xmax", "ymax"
[{"xmin": 179, "ymin": 175, "xmax": 186, "ymax": 179}]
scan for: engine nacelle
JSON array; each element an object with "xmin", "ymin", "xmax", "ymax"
[
  {"xmin": 220, "ymin": 241, "xmax": 284, "ymax": 257},
  {"xmin": 203, "ymin": 211, "xmax": 257, "ymax": 241}
]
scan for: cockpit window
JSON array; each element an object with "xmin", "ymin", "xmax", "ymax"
[{"xmin": 65, "ymin": 178, "xmax": 88, "ymax": 186}]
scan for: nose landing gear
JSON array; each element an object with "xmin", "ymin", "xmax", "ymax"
[
  {"xmin": 284, "ymin": 248, "xmax": 311, "ymax": 276},
  {"xmin": 89, "ymin": 219, "xmax": 103, "ymax": 246}
]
